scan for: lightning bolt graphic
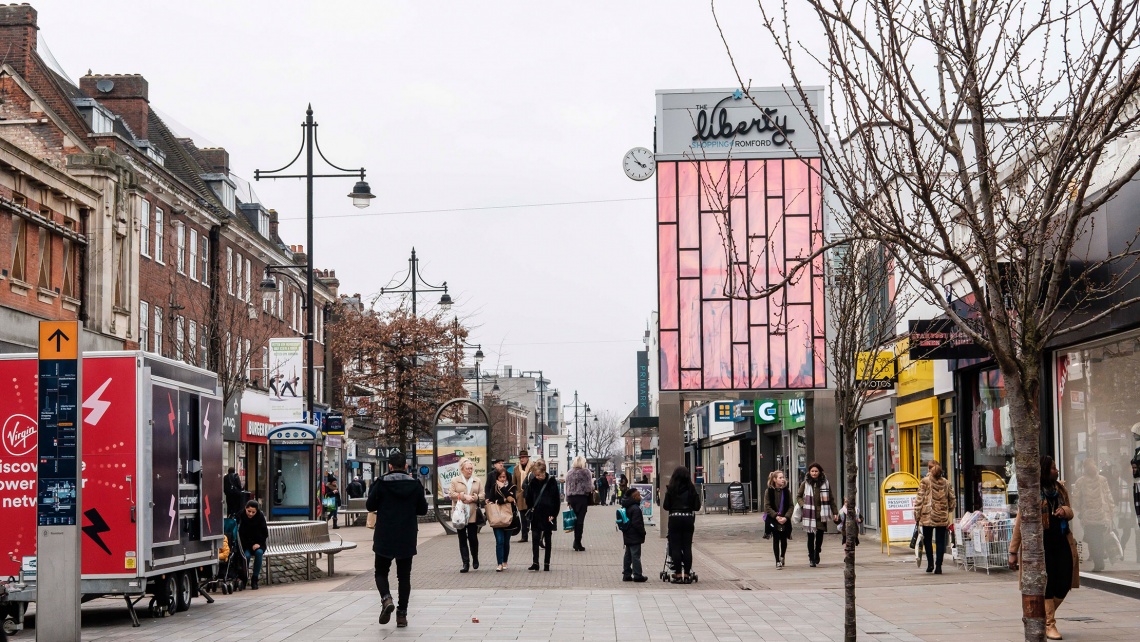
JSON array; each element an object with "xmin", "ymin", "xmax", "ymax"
[
  {"xmin": 167, "ymin": 393, "xmax": 176, "ymax": 435},
  {"xmin": 203, "ymin": 401, "xmax": 211, "ymax": 439},
  {"xmin": 168, "ymin": 494, "xmax": 177, "ymax": 538},
  {"xmin": 204, "ymin": 495, "xmax": 212, "ymax": 528},
  {"xmin": 82, "ymin": 508, "xmax": 112, "ymax": 555},
  {"xmin": 83, "ymin": 378, "xmax": 113, "ymax": 426}
]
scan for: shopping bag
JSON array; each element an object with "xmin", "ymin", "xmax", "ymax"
[
  {"xmin": 322, "ymin": 497, "xmax": 337, "ymax": 513},
  {"xmin": 451, "ymin": 502, "xmax": 469, "ymax": 528},
  {"xmin": 791, "ymin": 502, "xmax": 803, "ymax": 526},
  {"xmin": 563, "ymin": 508, "xmax": 577, "ymax": 533},
  {"xmin": 486, "ymin": 503, "xmax": 513, "ymax": 528},
  {"xmin": 366, "ymin": 511, "xmax": 377, "ymax": 530},
  {"xmin": 909, "ymin": 524, "xmax": 920, "ymax": 549}
]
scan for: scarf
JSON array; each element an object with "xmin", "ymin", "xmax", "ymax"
[{"xmin": 802, "ymin": 479, "xmax": 832, "ymax": 533}]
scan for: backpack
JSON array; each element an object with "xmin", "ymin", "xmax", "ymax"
[{"xmin": 615, "ymin": 506, "xmax": 630, "ymax": 530}]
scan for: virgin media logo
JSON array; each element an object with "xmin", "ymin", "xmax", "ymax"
[{"xmin": 2, "ymin": 414, "xmax": 37, "ymax": 456}]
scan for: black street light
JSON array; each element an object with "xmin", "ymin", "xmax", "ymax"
[
  {"xmin": 374, "ymin": 248, "xmax": 452, "ymax": 316},
  {"xmin": 255, "ymin": 105, "xmax": 372, "ymax": 481},
  {"xmin": 452, "ymin": 317, "xmax": 484, "ymax": 402},
  {"xmin": 564, "ymin": 391, "xmax": 590, "ymax": 459}
]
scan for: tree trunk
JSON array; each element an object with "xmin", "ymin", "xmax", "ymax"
[
  {"xmin": 1004, "ymin": 367, "xmax": 1046, "ymax": 641},
  {"xmin": 843, "ymin": 420, "xmax": 858, "ymax": 642}
]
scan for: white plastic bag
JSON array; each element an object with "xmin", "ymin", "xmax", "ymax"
[
  {"xmin": 451, "ymin": 502, "xmax": 469, "ymax": 528},
  {"xmin": 791, "ymin": 502, "xmax": 803, "ymax": 526}
]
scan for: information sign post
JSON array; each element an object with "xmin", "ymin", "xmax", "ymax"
[{"xmin": 36, "ymin": 320, "xmax": 82, "ymax": 641}]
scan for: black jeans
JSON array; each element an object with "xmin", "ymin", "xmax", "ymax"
[
  {"xmin": 567, "ymin": 494, "xmax": 589, "ymax": 548},
  {"xmin": 374, "ymin": 555, "xmax": 413, "ymax": 615},
  {"xmin": 922, "ymin": 525, "xmax": 947, "ymax": 569},
  {"xmin": 772, "ymin": 528, "xmax": 789, "ymax": 561},
  {"xmin": 519, "ymin": 509, "xmax": 531, "ymax": 540},
  {"xmin": 457, "ymin": 524, "xmax": 479, "ymax": 566},
  {"xmin": 667, "ymin": 515, "xmax": 694, "ymax": 574},
  {"xmin": 531, "ymin": 527, "xmax": 552, "ymax": 566},
  {"xmin": 807, "ymin": 531, "xmax": 824, "ymax": 560}
]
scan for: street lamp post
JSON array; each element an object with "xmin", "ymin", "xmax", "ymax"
[
  {"xmin": 374, "ymin": 248, "xmax": 452, "ymax": 316},
  {"xmin": 452, "ymin": 317, "xmax": 483, "ymax": 402},
  {"xmin": 255, "ymin": 105, "xmax": 373, "ymax": 435},
  {"xmin": 563, "ymin": 391, "xmax": 589, "ymax": 459}
]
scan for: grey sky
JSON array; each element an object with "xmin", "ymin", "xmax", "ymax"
[{"xmin": 38, "ymin": 1, "xmax": 824, "ymax": 418}]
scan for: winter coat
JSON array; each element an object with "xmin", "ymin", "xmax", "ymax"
[
  {"xmin": 366, "ymin": 471, "xmax": 429, "ymax": 559},
  {"xmin": 1072, "ymin": 473, "xmax": 1114, "ymax": 527},
  {"xmin": 662, "ymin": 485, "xmax": 702, "ymax": 514},
  {"xmin": 524, "ymin": 473, "xmax": 561, "ymax": 531},
  {"xmin": 916, "ymin": 475, "xmax": 956, "ymax": 527},
  {"xmin": 1010, "ymin": 481, "xmax": 1079, "ymax": 590},
  {"xmin": 223, "ymin": 472, "xmax": 243, "ymax": 510},
  {"xmin": 795, "ymin": 476, "xmax": 838, "ymax": 533},
  {"xmin": 621, "ymin": 494, "xmax": 646, "ymax": 545},
  {"xmin": 764, "ymin": 486, "xmax": 794, "ymax": 533},
  {"xmin": 346, "ymin": 480, "xmax": 365, "ymax": 499},
  {"xmin": 565, "ymin": 467, "xmax": 594, "ymax": 497},
  {"xmin": 237, "ymin": 509, "xmax": 269, "ymax": 551},
  {"xmin": 513, "ymin": 461, "xmax": 534, "ymax": 510},
  {"xmin": 448, "ymin": 475, "xmax": 484, "ymax": 507}
]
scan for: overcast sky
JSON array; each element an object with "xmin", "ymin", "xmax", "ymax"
[{"xmin": 38, "ymin": 1, "xmax": 825, "ymax": 420}]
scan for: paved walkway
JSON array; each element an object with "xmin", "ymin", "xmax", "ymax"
[{"xmin": 9, "ymin": 504, "xmax": 1139, "ymax": 640}]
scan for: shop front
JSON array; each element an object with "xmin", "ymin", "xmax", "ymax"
[
  {"xmin": 1053, "ymin": 330, "xmax": 1140, "ymax": 586},
  {"xmin": 952, "ymin": 363, "xmax": 1017, "ymax": 515},
  {"xmin": 240, "ymin": 412, "xmax": 270, "ymax": 506},
  {"xmin": 856, "ymin": 395, "xmax": 895, "ymax": 531}
]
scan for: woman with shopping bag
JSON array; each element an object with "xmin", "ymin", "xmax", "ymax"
[
  {"xmin": 486, "ymin": 468, "xmax": 518, "ymax": 572},
  {"xmin": 796, "ymin": 462, "xmax": 839, "ymax": 567},
  {"xmin": 565, "ymin": 456, "xmax": 594, "ymax": 552},
  {"xmin": 524, "ymin": 459, "xmax": 560, "ymax": 571},
  {"xmin": 916, "ymin": 459, "xmax": 956, "ymax": 574},
  {"xmin": 448, "ymin": 458, "xmax": 484, "ymax": 573}
]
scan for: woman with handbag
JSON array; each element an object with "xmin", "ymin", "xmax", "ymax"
[
  {"xmin": 488, "ymin": 468, "xmax": 518, "ymax": 571},
  {"xmin": 448, "ymin": 458, "xmax": 484, "ymax": 573},
  {"xmin": 323, "ymin": 480, "xmax": 341, "ymax": 529},
  {"xmin": 565, "ymin": 456, "xmax": 594, "ymax": 552},
  {"xmin": 524, "ymin": 459, "xmax": 560, "ymax": 571},
  {"xmin": 796, "ymin": 462, "xmax": 839, "ymax": 567},
  {"xmin": 916, "ymin": 459, "xmax": 956, "ymax": 574},
  {"xmin": 764, "ymin": 470, "xmax": 794, "ymax": 568}
]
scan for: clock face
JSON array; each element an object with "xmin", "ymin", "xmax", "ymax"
[{"xmin": 623, "ymin": 147, "xmax": 656, "ymax": 181}]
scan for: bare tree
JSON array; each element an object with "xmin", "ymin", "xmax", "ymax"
[
  {"xmin": 717, "ymin": 0, "xmax": 1140, "ymax": 638},
  {"xmin": 579, "ymin": 410, "xmax": 623, "ymax": 463},
  {"xmin": 329, "ymin": 303, "xmax": 466, "ymax": 455}
]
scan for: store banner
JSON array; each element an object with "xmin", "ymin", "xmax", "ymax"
[
  {"xmin": 434, "ymin": 425, "xmax": 488, "ymax": 502},
  {"xmin": 267, "ymin": 338, "xmax": 304, "ymax": 423},
  {"xmin": 879, "ymin": 471, "xmax": 921, "ymax": 553},
  {"xmin": 633, "ymin": 483, "xmax": 655, "ymax": 525}
]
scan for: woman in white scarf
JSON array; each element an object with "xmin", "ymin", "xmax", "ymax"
[{"xmin": 448, "ymin": 458, "xmax": 484, "ymax": 573}]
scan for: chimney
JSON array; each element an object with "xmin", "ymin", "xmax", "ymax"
[
  {"xmin": 199, "ymin": 147, "xmax": 229, "ymax": 176},
  {"xmin": 0, "ymin": 4, "xmax": 37, "ymax": 78},
  {"xmin": 79, "ymin": 73, "xmax": 149, "ymax": 139},
  {"xmin": 268, "ymin": 209, "xmax": 279, "ymax": 239}
]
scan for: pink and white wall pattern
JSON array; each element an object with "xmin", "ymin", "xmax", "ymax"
[{"xmin": 657, "ymin": 158, "xmax": 826, "ymax": 391}]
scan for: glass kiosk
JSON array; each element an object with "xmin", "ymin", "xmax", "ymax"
[{"xmin": 267, "ymin": 423, "xmax": 321, "ymax": 521}]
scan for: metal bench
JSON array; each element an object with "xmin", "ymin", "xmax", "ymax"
[
  {"xmin": 339, "ymin": 497, "xmax": 369, "ymax": 525},
  {"xmin": 261, "ymin": 521, "xmax": 356, "ymax": 583}
]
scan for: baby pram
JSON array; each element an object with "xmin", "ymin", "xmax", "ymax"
[
  {"xmin": 658, "ymin": 551, "xmax": 699, "ymax": 584},
  {"xmin": 200, "ymin": 517, "xmax": 248, "ymax": 594}
]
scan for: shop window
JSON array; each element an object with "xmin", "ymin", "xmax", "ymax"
[
  {"xmin": 1056, "ymin": 335, "xmax": 1140, "ymax": 583},
  {"xmin": 969, "ymin": 368, "xmax": 1014, "ymax": 515},
  {"xmin": 9, "ymin": 218, "xmax": 27, "ymax": 282}
]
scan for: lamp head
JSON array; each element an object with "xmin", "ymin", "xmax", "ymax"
[
  {"xmin": 258, "ymin": 275, "xmax": 278, "ymax": 306},
  {"xmin": 439, "ymin": 292, "xmax": 453, "ymax": 311},
  {"xmin": 348, "ymin": 180, "xmax": 375, "ymax": 209},
  {"xmin": 474, "ymin": 347, "xmax": 484, "ymax": 365}
]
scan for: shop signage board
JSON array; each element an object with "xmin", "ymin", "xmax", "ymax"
[
  {"xmin": 908, "ymin": 319, "xmax": 989, "ymax": 360},
  {"xmin": 636, "ymin": 350, "xmax": 650, "ymax": 417},
  {"xmin": 434, "ymin": 424, "xmax": 488, "ymax": 502},
  {"xmin": 753, "ymin": 399, "xmax": 780, "ymax": 423},
  {"xmin": 267, "ymin": 338, "xmax": 304, "ymax": 422},
  {"xmin": 36, "ymin": 320, "xmax": 82, "ymax": 640},
  {"xmin": 655, "ymin": 87, "xmax": 823, "ymax": 161},
  {"xmin": 856, "ymin": 351, "xmax": 897, "ymax": 389},
  {"xmin": 879, "ymin": 471, "xmax": 921, "ymax": 554}
]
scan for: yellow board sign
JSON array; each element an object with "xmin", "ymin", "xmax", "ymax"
[
  {"xmin": 38, "ymin": 320, "xmax": 79, "ymax": 360},
  {"xmin": 879, "ymin": 471, "xmax": 921, "ymax": 554}
]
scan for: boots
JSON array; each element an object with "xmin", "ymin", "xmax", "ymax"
[{"xmin": 1044, "ymin": 598, "xmax": 1062, "ymax": 640}]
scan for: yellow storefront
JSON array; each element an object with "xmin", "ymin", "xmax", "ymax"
[{"xmin": 894, "ymin": 339, "xmax": 942, "ymax": 477}]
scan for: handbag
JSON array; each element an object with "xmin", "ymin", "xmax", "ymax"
[
  {"xmin": 474, "ymin": 506, "xmax": 487, "ymax": 526},
  {"xmin": 589, "ymin": 490, "xmax": 599, "ymax": 506},
  {"xmin": 451, "ymin": 502, "xmax": 469, "ymax": 528},
  {"xmin": 562, "ymin": 508, "xmax": 577, "ymax": 533},
  {"xmin": 366, "ymin": 511, "xmax": 377, "ymax": 530},
  {"xmin": 486, "ymin": 502, "xmax": 513, "ymax": 528},
  {"xmin": 507, "ymin": 506, "xmax": 522, "ymax": 535},
  {"xmin": 909, "ymin": 524, "xmax": 920, "ymax": 549},
  {"xmin": 791, "ymin": 502, "xmax": 803, "ymax": 526}
]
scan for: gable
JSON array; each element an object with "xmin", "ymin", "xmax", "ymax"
[{"xmin": 0, "ymin": 65, "xmax": 90, "ymax": 163}]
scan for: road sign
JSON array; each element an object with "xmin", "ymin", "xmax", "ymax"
[{"xmin": 36, "ymin": 320, "xmax": 82, "ymax": 641}]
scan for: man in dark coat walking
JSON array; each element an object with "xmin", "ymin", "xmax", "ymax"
[{"xmin": 366, "ymin": 449, "xmax": 428, "ymax": 628}]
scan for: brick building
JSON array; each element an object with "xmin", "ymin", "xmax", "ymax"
[{"xmin": 0, "ymin": 4, "xmax": 346, "ymax": 498}]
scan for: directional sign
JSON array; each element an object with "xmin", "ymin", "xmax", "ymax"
[{"xmin": 38, "ymin": 320, "xmax": 78, "ymax": 360}]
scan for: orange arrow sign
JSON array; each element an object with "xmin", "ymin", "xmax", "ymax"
[{"xmin": 39, "ymin": 320, "xmax": 79, "ymax": 360}]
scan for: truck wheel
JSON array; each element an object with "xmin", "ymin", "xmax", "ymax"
[
  {"xmin": 175, "ymin": 571, "xmax": 193, "ymax": 612},
  {"xmin": 155, "ymin": 574, "xmax": 177, "ymax": 617}
]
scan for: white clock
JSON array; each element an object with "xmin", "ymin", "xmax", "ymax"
[{"xmin": 623, "ymin": 146, "xmax": 656, "ymax": 181}]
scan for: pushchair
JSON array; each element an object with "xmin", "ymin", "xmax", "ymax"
[
  {"xmin": 200, "ymin": 517, "xmax": 248, "ymax": 594},
  {"xmin": 658, "ymin": 550, "xmax": 699, "ymax": 584}
]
